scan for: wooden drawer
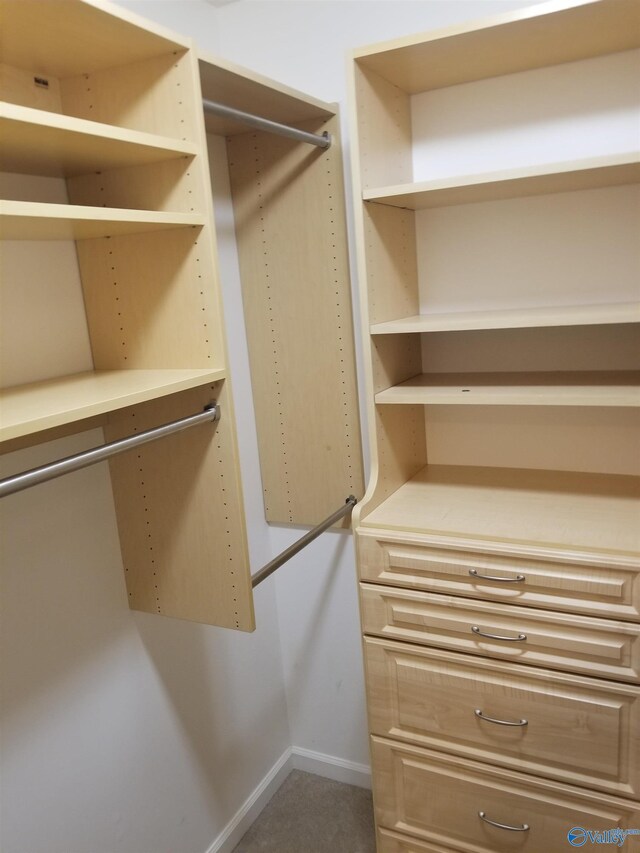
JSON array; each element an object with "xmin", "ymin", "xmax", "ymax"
[
  {"xmin": 358, "ymin": 531, "xmax": 640, "ymax": 622},
  {"xmin": 371, "ymin": 737, "xmax": 640, "ymax": 853},
  {"xmin": 364, "ymin": 639, "xmax": 640, "ymax": 799},
  {"xmin": 361, "ymin": 583, "xmax": 640, "ymax": 683},
  {"xmin": 378, "ymin": 828, "xmax": 454, "ymax": 853}
]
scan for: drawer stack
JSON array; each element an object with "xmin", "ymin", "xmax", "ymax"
[{"xmin": 357, "ymin": 529, "xmax": 640, "ymax": 852}]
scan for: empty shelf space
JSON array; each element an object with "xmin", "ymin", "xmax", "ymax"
[
  {"xmin": 0, "ymin": 368, "xmax": 226, "ymax": 443},
  {"xmin": 374, "ymin": 372, "xmax": 640, "ymax": 407},
  {"xmin": 0, "ymin": 201, "xmax": 204, "ymax": 240},
  {"xmin": 0, "ymin": 103, "xmax": 198, "ymax": 177},
  {"xmin": 363, "ymin": 153, "xmax": 640, "ymax": 209},
  {"xmin": 361, "ymin": 464, "xmax": 640, "ymax": 555},
  {"xmin": 2, "ymin": 0, "xmax": 188, "ymax": 79},
  {"xmin": 370, "ymin": 303, "xmax": 640, "ymax": 334}
]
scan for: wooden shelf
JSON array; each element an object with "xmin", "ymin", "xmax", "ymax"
[
  {"xmin": 0, "ymin": 201, "xmax": 204, "ymax": 239},
  {"xmin": 364, "ymin": 153, "xmax": 640, "ymax": 210},
  {"xmin": 199, "ymin": 52, "xmax": 334, "ymax": 137},
  {"xmin": 1, "ymin": 0, "xmax": 188, "ymax": 78},
  {"xmin": 361, "ymin": 464, "xmax": 640, "ymax": 555},
  {"xmin": 370, "ymin": 302, "xmax": 640, "ymax": 335},
  {"xmin": 0, "ymin": 103, "xmax": 198, "ymax": 177},
  {"xmin": 0, "ymin": 368, "xmax": 225, "ymax": 443},
  {"xmin": 354, "ymin": 0, "xmax": 640, "ymax": 93},
  {"xmin": 374, "ymin": 372, "xmax": 640, "ymax": 407}
]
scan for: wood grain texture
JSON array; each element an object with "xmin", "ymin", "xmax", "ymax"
[
  {"xmin": 0, "ymin": 201, "xmax": 203, "ymax": 239},
  {"xmin": 199, "ymin": 52, "xmax": 333, "ymax": 136},
  {"xmin": 0, "ymin": 63, "xmax": 62, "ymax": 112},
  {"xmin": 226, "ymin": 116, "xmax": 364, "ymax": 525},
  {"xmin": 365, "ymin": 639, "xmax": 640, "ymax": 798},
  {"xmin": 358, "ymin": 466, "xmax": 640, "ymax": 556},
  {"xmin": 364, "ymin": 153, "xmax": 640, "ymax": 209},
  {"xmin": 354, "ymin": 0, "xmax": 640, "ymax": 93},
  {"xmin": 0, "ymin": 103, "xmax": 197, "ymax": 178},
  {"xmin": 357, "ymin": 529, "xmax": 640, "ymax": 621},
  {"xmin": 377, "ymin": 829, "xmax": 459, "ymax": 853},
  {"xmin": 106, "ymin": 382, "xmax": 254, "ymax": 629},
  {"xmin": 374, "ymin": 371, "xmax": 640, "ymax": 407},
  {"xmin": 371, "ymin": 302, "xmax": 640, "ymax": 335},
  {"xmin": 361, "ymin": 584, "xmax": 640, "ymax": 683},
  {"xmin": 0, "ymin": 0, "xmax": 187, "ymax": 78},
  {"xmin": 370, "ymin": 737, "xmax": 640, "ymax": 852},
  {"xmin": 0, "ymin": 369, "xmax": 224, "ymax": 444}
]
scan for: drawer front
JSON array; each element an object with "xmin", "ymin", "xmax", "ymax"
[
  {"xmin": 378, "ymin": 828, "xmax": 454, "ymax": 853},
  {"xmin": 361, "ymin": 584, "xmax": 640, "ymax": 683},
  {"xmin": 371, "ymin": 737, "xmax": 640, "ymax": 853},
  {"xmin": 364, "ymin": 639, "xmax": 640, "ymax": 799},
  {"xmin": 358, "ymin": 532, "xmax": 640, "ymax": 622}
]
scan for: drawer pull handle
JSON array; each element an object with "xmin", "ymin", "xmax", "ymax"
[
  {"xmin": 469, "ymin": 568, "xmax": 525, "ymax": 583},
  {"xmin": 472, "ymin": 625, "xmax": 527, "ymax": 642},
  {"xmin": 478, "ymin": 812, "xmax": 530, "ymax": 832},
  {"xmin": 475, "ymin": 709, "xmax": 528, "ymax": 727}
]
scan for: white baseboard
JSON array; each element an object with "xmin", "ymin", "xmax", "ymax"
[
  {"xmin": 205, "ymin": 747, "xmax": 293, "ymax": 853},
  {"xmin": 205, "ymin": 746, "xmax": 372, "ymax": 852},
  {"xmin": 291, "ymin": 746, "xmax": 371, "ymax": 790}
]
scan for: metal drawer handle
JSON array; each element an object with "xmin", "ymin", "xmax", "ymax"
[
  {"xmin": 475, "ymin": 709, "xmax": 528, "ymax": 727},
  {"xmin": 472, "ymin": 625, "xmax": 527, "ymax": 642},
  {"xmin": 479, "ymin": 812, "xmax": 530, "ymax": 832},
  {"xmin": 469, "ymin": 568, "xmax": 525, "ymax": 583}
]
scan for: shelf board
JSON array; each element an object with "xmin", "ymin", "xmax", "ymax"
[
  {"xmin": 0, "ymin": 368, "xmax": 226, "ymax": 444},
  {"xmin": 0, "ymin": 201, "xmax": 204, "ymax": 240},
  {"xmin": 360, "ymin": 464, "xmax": 640, "ymax": 556},
  {"xmin": 1, "ymin": 0, "xmax": 189, "ymax": 78},
  {"xmin": 199, "ymin": 52, "xmax": 334, "ymax": 137},
  {"xmin": 364, "ymin": 153, "xmax": 640, "ymax": 210},
  {"xmin": 374, "ymin": 372, "xmax": 640, "ymax": 407},
  {"xmin": 370, "ymin": 302, "xmax": 640, "ymax": 334},
  {"xmin": 0, "ymin": 103, "xmax": 198, "ymax": 178},
  {"xmin": 354, "ymin": 0, "xmax": 640, "ymax": 93}
]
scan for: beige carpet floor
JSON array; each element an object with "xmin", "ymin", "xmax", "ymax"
[{"xmin": 232, "ymin": 770, "xmax": 376, "ymax": 853}]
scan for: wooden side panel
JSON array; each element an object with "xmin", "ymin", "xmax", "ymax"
[
  {"xmin": 364, "ymin": 203, "xmax": 418, "ymax": 326},
  {"xmin": 0, "ymin": 63, "xmax": 62, "ymax": 111},
  {"xmin": 353, "ymin": 65, "xmax": 412, "ymax": 190},
  {"xmin": 105, "ymin": 382, "xmax": 254, "ymax": 630},
  {"xmin": 226, "ymin": 116, "xmax": 364, "ymax": 525}
]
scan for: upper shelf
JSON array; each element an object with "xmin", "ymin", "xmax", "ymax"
[
  {"xmin": 0, "ymin": 0, "xmax": 189, "ymax": 79},
  {"xmin": 374, "ymin": 372, "xmax": 640, "ymax": 407},
  {"xmin": 364, "ymin": 153, "xmax": 640, "ymax": 210},
  {"xmin": 199, "ymin": 52, "xmax": 334, "ymax": 137},
  {"xmin": 0, "ymin": 368, "xmax": 225, "ymax": 444},
  {"xmin": 353, "ymin": 0, "xmax": 640, "ymax": 93},
  {"xmin": 0, "ymin": 103, "xmax": 198, "ymax": 178},
  {"xmin": 0, "ymin": 201, "xmax": 204, "ymax": 240},
  {"xmin": 370, "ymin": 302, "xmax": 640, "ymax": 335}
]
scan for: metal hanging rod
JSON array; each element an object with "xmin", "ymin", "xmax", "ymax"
[
  {"xmin": 251, "ymin": 495, "xmax": 357, "ymax": 588},
  {"xmin": 0, "ymin": 405, "xmax": 219, "ymax": 499},
  {"xmin": 202, "ymin": 98, "xmax": 331, "ymax": 150}
]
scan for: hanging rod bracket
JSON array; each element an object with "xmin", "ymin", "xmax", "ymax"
[
  {"xmin": 251, "ymin": 495, "xmax": 357, "ymax": 588},
  {"xmin": 202, "ymin": 97, "xmax": 332, "ymax": 150},
  {"xmin": 0, "ymin": 404, "xmax": 220, "ymax": 499}
]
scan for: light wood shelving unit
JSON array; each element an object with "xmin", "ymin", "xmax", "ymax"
[
  {"xmin": 349, "ymin": 0, "xmax": 640, "ymax": 849},
  {"xmin": 1, "ymin": 0, "xmax": 363, "ymax": 628}
]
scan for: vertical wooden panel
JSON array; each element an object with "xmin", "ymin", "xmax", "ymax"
[
  {"xmin": 106, "ymin": 382, "xmax": 254, "ymax": 630},
  {"xmin": 226, "ymin": 115, "xmax": 364, "ymax": 525}
]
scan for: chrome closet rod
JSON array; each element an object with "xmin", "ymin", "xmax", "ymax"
[
  {"xmin": 202, "ymin": 98, "xmax": 331, "ymax": 149},
  {"xmin": 251, "ymin": 495, "xmax": 357, "ymax": 588},
  {"xmin": 0, "ymin": 405, "xmax": 220, "ymax": 499}
]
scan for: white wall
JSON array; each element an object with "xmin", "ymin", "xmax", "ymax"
[{"xmin": 3, "ymin": 2, "xmax": 539, "ymax": 852}]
